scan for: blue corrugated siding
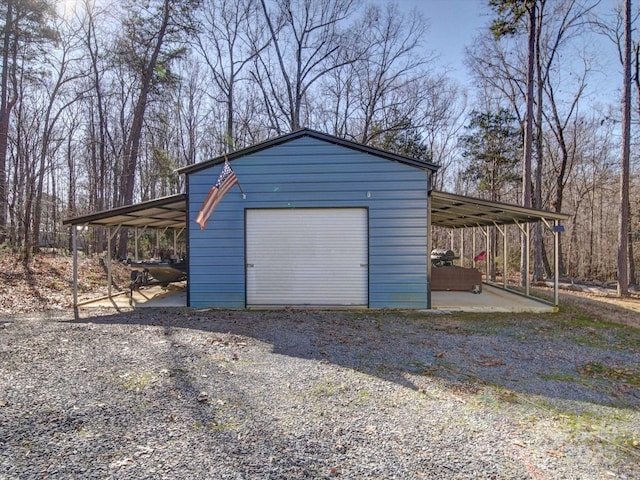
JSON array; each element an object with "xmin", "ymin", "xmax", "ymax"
[{"xmin": 187, "ymin": 136, "xmax": 429, "ymax": 308}]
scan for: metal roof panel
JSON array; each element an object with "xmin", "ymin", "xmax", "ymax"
[{"xmin": 62, "ymin": 191, "xmax": 569, "ymax": 231}]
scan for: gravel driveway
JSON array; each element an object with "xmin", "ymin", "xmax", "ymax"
[{"xmin": 1, "ymin": 308, "xmax": 639, "ymax": 479}]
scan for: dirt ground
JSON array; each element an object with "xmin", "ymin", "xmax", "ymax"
[
  {"xmin": 0, "ymin": 252, "xmax": 130, "ymax": 315},
  {"xmin": 553, "ymin": 290, "xmax": 640, "ymax": 329}
]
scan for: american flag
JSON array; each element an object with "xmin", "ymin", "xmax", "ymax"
[{"xmin": 195, "ymin": 160, "xmax": 238, "ymax": 230}]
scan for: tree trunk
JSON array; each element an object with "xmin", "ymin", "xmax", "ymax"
[
  {"xmin": 0, "ymin": 0, "xmax": 16, "ymax": 244},
  {"xmin": 520, "ymin": 3, "xmax": 536, "ymax": 286},
  {"xmin": 628, "ymin": 227, "xmax": 636, "ymax": 288},
  {"xmin": 31, "ymin": 107, "xmax": 53, "ymax": 256},
  {"xmin": 66, "ymin": 129, "xmax": 75, "ymax": 252},
  {"xmin": 533, "ymin": 2, "xmax": 545, "ymax": 282},
  {"xmin": 618, "ymin": 0, "xmax": 631, "ymax": 297},
  {"xmin": 117, "ymin": 0, "xmax": 172, "ymax": 257},
  {"xmin": 87, "ymin": 5, "xmax": 108, "ymax": 214}
]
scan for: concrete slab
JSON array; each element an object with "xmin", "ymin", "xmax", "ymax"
[
  {"xmin": 79, "ymin": 282, "xmax": 187, "ymax": 309},
  {"xmin": 432, "ymin": 284, "xmax": 556, "ymax": 313},
  {"xmin": 79, "ymin": 283, "xmax": 554, "ymax": 313}
]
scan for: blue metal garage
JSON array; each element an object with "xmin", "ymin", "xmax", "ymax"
[
  {"xmin": 64, "ymin": 129, "xmax": 569, "ymax": 311},
  {"xmin": 180, "ymin": 129, "xmax": 439, "ymax": 309}
]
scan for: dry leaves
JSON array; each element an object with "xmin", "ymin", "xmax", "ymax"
[{"xmin": 0, "ymin": 253, "xmax": 130, "ymax": 315}]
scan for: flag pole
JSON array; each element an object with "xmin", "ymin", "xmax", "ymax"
[
  {"xmin": 224, "ymin": 155, "xmax": 246, "ymax": 199},
  {"xmin": 236, "ymin": 181, "xmax": 246, "ymax": 199}
]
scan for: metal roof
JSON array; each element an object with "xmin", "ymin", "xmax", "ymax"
[
  {"xmin": 62, "ymin": 191, "xmax": 569, "ymax": 230},
  {"xmin": 431, "ymin": 191, "xmax": 569, "ymax": 229},
  {"xmin": 62, "ymin": 194, "xmax": 187, "ymax": 229},
  {"xmin": 62, "ymin": 129, "xmax": 568, "ymax": 231},
  {"xmin": 177, "ymin": 128, "xmax": 440, "ymax": 175}
]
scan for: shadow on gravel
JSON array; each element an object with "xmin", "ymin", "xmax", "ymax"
[{"xmin": 69, "ymin": 307, "xmax": 640, "ymax": 410}]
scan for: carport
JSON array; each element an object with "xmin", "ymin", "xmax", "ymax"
[
  {"xmin": 63, "ymin": 194, "xmax": 187, "ymax": 306},
  {"xmin": 428, "ymin": 191, "xmax": 569, "ymax": 310},
  {"xmin": 63, "ymin": 191, "xmax": 569, "ymax": 310}
]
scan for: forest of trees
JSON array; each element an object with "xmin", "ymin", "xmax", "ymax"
[{"xmin": 0, "ymin": 0, "xmax": 638, "ymax": 293}]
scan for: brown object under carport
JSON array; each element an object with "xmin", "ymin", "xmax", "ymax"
[{"xmin": 431, "ymin": 265, "xmax": 483, "ymax": 293}]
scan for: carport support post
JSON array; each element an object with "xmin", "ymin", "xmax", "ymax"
[
  {"xmin": 173, "ymin": 229, "xmax": 177, "ymax": 256},
  {"xmin": 472, "ymin": 228, "xmax": 476, "ymax": 268},
  {"xmin": 515, "ymin": 221, "xmax": 531, "ymax": 296},
  {"xmin": 541, "ymin": 218, "xmax": 562, "ymax": 308},
  {"xmin": 175, "ymin": 227, "xmax": 185, "ymax": 258},
  {"xmin": 106, "ymin": 226, "xmax": 120, "ymax": 298},
  {"xmin": 493, "ymin": 222, "xmax": 507, "ymax": 289},
  {"xmin": 502, "ymin": 225, "xmax": 507, "ymax": 288},
  {"xmin": 134, "ymin": 227, "xmax": 147, "ymax": 261},
  {"xmin": 477, "ymin": 225, "xmax": 489, "ymax": 278},
  {"xmin": 524, "ymin": 223, "xmax": 531, "ymax": 297},
  {"xmin": 72, "ymin": 226, "xmax": 78, "ymax": 307},
  {"xmin": 554, "ymin": 220, "xmax": 560, "ymax": 307},
  {"xmin": 107, "ymin": 227, "xmax": 112, "ymax": 297},
  {"xmin": 426, "ymin": 175, "xmax": 433, "ymax": 309},
  {"xmin": 485, "ymin": 226, "xmax": 490, "ymax": 280}
]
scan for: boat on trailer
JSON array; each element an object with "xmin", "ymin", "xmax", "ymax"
[{"xmin": 128, "ymin": 258, "xmax": 187, "ymax": 287}]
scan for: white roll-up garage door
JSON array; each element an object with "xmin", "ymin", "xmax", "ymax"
[{"xmin": 246, "ymin": 208, "xmax": 368, "ymax": 306}]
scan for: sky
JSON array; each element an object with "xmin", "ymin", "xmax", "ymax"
[
  {"xmin": 401, "ymin": 0, "xmax": 492, "ymax": 87},
  {"xmin": 396, "ymin": 0, "xmax": 622, "ymax": 108}
]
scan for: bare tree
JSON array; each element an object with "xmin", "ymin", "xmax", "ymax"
[
  {"xmin": 114, "ymin": 0, "xmax": 199, "ymax": 255},
  {"xmin": 471, "ymin": 0, "xmax": 600, "ymax": 283},
  {"xmin": 26, "ymin": 12, "xmax": 93, "ymax": 258},
  {"xmin": 489, "ymin": 0, "xmax": 537, "ymax": 288},
  {"xmin": 79, "ymin": 0, "xmax": 111, "ymax": 217},
  {"xmin": 0, "ymin": 0, "xmax": 56, "ymax": 245},
  {"xmin": 315, "ymin": 62, "xmax": 355, "ymax": 138},
  {"xmin": 563, "ymin": 115, "xmax": 616, "ymax": 280},
  {"xmin": 256, "ymin": 0, "xmax": 361, "ymax": 133},
  {"xmin": 419, "ymin": 78, "xmax": 467, "ymax": 189},
  {"xmin": 593, "ymin": 2, "xmax": 636, "ymax": 291},
  {"xmin": 195, "ymin": 0, "xmax": 268, "ymax": 151},
  {"xmin": 172, "ymin": 57, "xmax": 210, "ymax": 169},
  {"xmin": 536, "ymin": 0, "xmax": 599, "ymax": 278},
  {"xmin": 115, "ymin": 0, "xmax": 194, "ymax": 208},
  {"xmin": 350, "ymin": 2, "xmax": 431, "ymax": 145}
]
